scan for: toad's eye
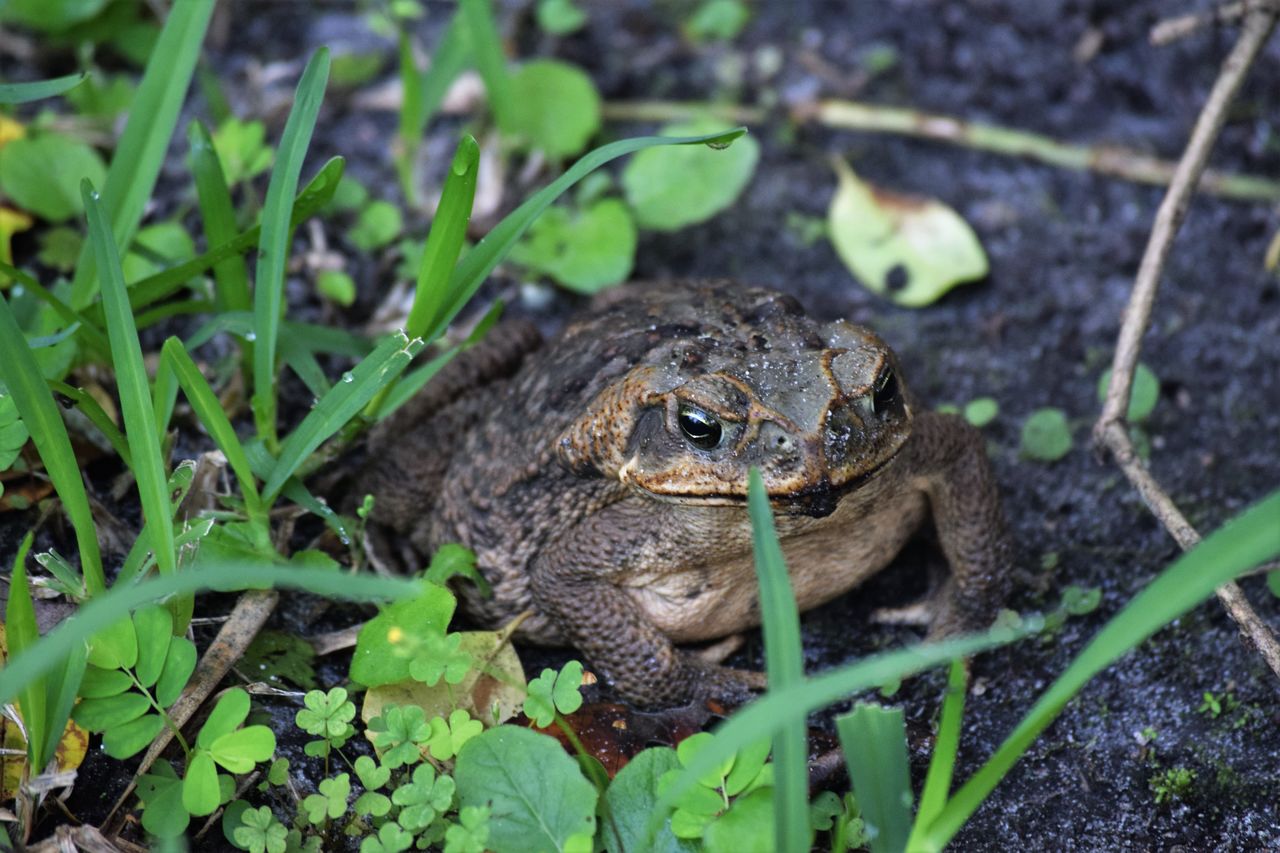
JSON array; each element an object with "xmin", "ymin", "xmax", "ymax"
[
  {"xmin": 678, "ymin": 405, "xmax": 723, "ymax": 450},
  {"xmin": 872, "ymin": 366, "xmax": 900, "ymax": 416}
]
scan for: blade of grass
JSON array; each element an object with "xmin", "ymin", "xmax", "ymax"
[
  {"xmin": 262, "ymin": 331, "xmax": 423, "ymax": 502},
  {"xmin": 187, "ymin": 121, "xmax": 250, "ymax": 314},
  {"xmin": 747, "ymin": 469, "xmax": 809, "ymax": 853},
  {"xmin": 244, "ymin": 442, "xmax": 352, "ymax": 544},
  {"xmin": 426, "ymin": 128, "xmax": 747, "ymax": 343},
  {"xmin": 396, "ymin": 12, "xmax": 471, "ymax": 201},
  {"xmin": 47, "ymin": 379, "xmax": 132, "ymax": 467},
  {"xmin": 80, "ymin": 157, "xmax": 345, "ymax": 328},
  {"xmin": 406, "ymin": 135, "xmax": 479, "ymax": 339},
  {"xmin": 186, "ymin": 311, "xmax": 371, "ymax": 359},
  {"xmin": 915, "ymin": 487, "xmax": 1280, "ymax": 852},
  {"xmin": 837, "ymin": 703, "xmax": 912, "ymax": 853},
  {"xmin": 0, "ymin": 72, "xmax": 87, "ymax": 104},
  {"xmin": 82, "ymin": 181, "xmax": 175, "ymax": 588},
  {"xmin": 253, "ymin": 47, "xmax": 331, "ymax": 448},
  {"xmin": 459, "ymin": 0, "xmax": 512, "ymax": 131},
  {"xmin": 7, "ymin": 535, "xmax": 49, "ymax": 767},
  {"xmin": 0, "ymin": 294, "xmax": 105, "ymax": 595},
  {"xmin": 159, "ymin": 337, "xmax": 264, "ymax": 521},
  {"xmin": 909, "ymin": 658, "xmax": 967, "ymax": 843},
  {"xmin": 0, "ymin": 260, "xmax": 111, "ymax": 359},
  {"xmin": 69, "ymin": 0, "xmax": 215, "ymax": 308},
  {"xmin": 646, "ymin": 624, "xmax": 1037, "ymax": 849},
  {"xmin": 0, "ymin": 563, "xmax": 420, "ymax": 710}
]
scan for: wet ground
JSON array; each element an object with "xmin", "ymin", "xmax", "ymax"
[{"xmin": 8, "ymin": 0, "xmax": 1280, "ymax": 848}]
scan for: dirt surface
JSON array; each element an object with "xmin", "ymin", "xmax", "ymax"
[{"xmin": 7, "ymin": 0, "xmax": 1280, "ymax": 848}]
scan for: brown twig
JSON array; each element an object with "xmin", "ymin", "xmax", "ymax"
[
  {"xmin": 1151, "ymin": 1, "xmax": 1248, "ymax": 45},
  {"xmin": 1093, "ymin": 6, "xmax": 1280, "ymax": 680}
]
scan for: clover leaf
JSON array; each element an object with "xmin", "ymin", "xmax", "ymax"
[
  {"xmin": 392, "ymin": 763, "xmax": 456, "ymax": 831},
  {"xmin": 443, "ymin": 805, "xmax": 490, "ymax": 853},
  {"xmin": 408, "ymin": 632, "xmax": 472, "ymax": 687},
  {"xmin": 523, "ymin": 660, "xmax": 585, "ymax": 727},
  {"xmin": 302, "ymin": 773, "xmax": 350, "ymax": 825},
  {"xmin": 427, "ymin": 709, "xmax": 483, "ymax": 762},
  {"xmin": 369, "ymin": 705, "xmax": 430, "ymax": 769},
  {"xmin": 233, "ymin": 805, "xmax": 288, "ymax": 853}
]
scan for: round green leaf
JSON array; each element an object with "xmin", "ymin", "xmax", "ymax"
[
  {"xmin": 86, "ymin": 615, "xmax": 138, "ymax": 671},
  {"xmin": 348, "ymin": 200, "xmax": 403, "ymax": 251},
  {"xmin": 508, "ymin": 60, "xmax": 602, "ymax": 159},
  {"xmin": 211, "ymin": 725, "xmax": 277, "ymax": 773},
  {"xmin": 139, "ymin": 772, "xmax": 189, "ymax": 838},
  {"xmin": 963, "ymin": 397, "xmax": 999, "ymax": 428},
  {"xmin": 456, "ymin": 725, "xmax": 597, "ymax": 852},
  {"xmin": 536, "ymin": 0, "xmax": 587, "ymax": 35},
  {"xmin": 828, "ymin": 158, "xmax": 988, "ymax": 307},
  {"xmin": 183, "ymin": 751, "xmax": 222, "ymax": 816},
  {"xmin": 0, "ymin": 134, "xmax": 106, "ymax": 222},
  {"xmin": 317, "ymin": 269, "xmax": 357, "ymax": 307},
  {"xmin": 102, "ymin": 712, "xmax": 166, "ymax": 759},
  {"xmin": 79, "ymin": 665, "xmax": 133, "ymax": 698},
  {"xmin": 0, "ymin": 391, "xmax": 29, "ymax": 470},
  {"xmin": 155, "ymin": 635, "xmax": 197, "ymax": 707},
  {"xmin": 606, "ymin": 748, "xmax": 698, "ymax": 852},
  {"xmin": 1019, "ymin": 408, "xmax": 1073, "ymax": 462},
  {"xmin": 198, "ymin": 687, "xmax": 251, "ymax": 748},
  {"xmin": 702, "ymin": 787, "xmax": 777, "ymax": 852},
  {"xmin": 623, "ymin": 119, "xmax": 759, "ymax": 231},
  {"xmin": 509, "ymin": 199, "xmax": 636, "ymax": 293},
  {"xmin": 72, "ymin": 692, "xmax": 150, "ymax": 731},
  {"xmin": 1097, "ymin": 363, "xmax": 1160, "ymax": 422},
  {"xmin": 132, "ymin": 605, "xmax": 174, "ymax": 688}
]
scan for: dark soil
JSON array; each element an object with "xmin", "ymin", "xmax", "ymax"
[{"xmin": 6, "ymin": 0, "xmax": 1280, "ymax": 849}]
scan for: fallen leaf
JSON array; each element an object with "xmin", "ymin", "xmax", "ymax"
[{"xmin": 828, "ymin": 157, "xmax": 988, "ymax": 307}]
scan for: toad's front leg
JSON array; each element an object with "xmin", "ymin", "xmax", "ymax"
[{"xmin": 528, "ymin": 510, "xmax": 762, "ymax": 708}]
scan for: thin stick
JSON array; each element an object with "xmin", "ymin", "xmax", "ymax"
[
  {"xmin": 1093, "ymin": 6, "xmax": 1280, "ymax": 680},
  {"xmin": 1151, "ymin": 1, "xmax": 1246, "ymax": 46},
  {"xmin": 601, "ymin": 98, "xmax": 1280, "ymax": 202}
]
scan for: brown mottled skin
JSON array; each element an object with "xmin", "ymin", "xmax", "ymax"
[{"xmin": 361, "ymin": 281, "xmax": 1011, "ymax": 707}]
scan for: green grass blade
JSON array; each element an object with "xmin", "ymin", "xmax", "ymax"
[
  {"xmin": 396, "ymin": 12, "xmax": 471, "ymax": 200},
  {"xmin": 262, "ymin": 331, "xmax": 423, "ymax": 501},
  {"xmin": 46, "ymin": 379, "xmax": 132, "ymax": 467},
  {"xmin": 159, "ymin": 337, "xmax": 263, "ymax": 518},
  {"xmin": 646, "ymin": 625, "xmax": 1036, "ymax": 849},
  {"xmin": 407, "ymin": 135, "xmax": 479, "ymax": 339},
  {"xmin": 81, "ymin": 156, "xmax": 345, "ymax": 328},
  {"xmin": 187, "ymin": 121, "xmax": 250, "ymax": 314},
  {"xmin": 252, "ymin": 47, "xmax": 330, "ymax": 447},
  {"xmin": 69, "ymin": 0, "xmax": 215, "ymax": 307},
  {"xmin": 82, "ymin": 181, "xmax": 175, "ymax": 583},
  {"xmin": 0, "ymin": 294, "xmax": 105, "ymax": 595},
  {"xmin": 909, "ymin": 658, "xmax": 967, "ymax": 841},
  {"xmin": 427, "ymin": 128, "xmax": 747, "ymax": 343},
  {"xmin": 0, "ymin": 260, "xmax": 111, "ymax": 359},
  {"xmin": 838, "ymin": 703, "xmax": 912, "ymax": 853},
  {"xmin": 747, "ymin": 469, "xmax": 809, "ymax": 853},
  {"xmin": 0, "ymin": 72, "xmax": 87, "ymax": 104},
  {"xmin": 0, "ymin": 563, "xmax": 420, "ymax": 710},
  {"xmin": 7, "ymin": 535, "xmax": 48, "ymax": 766},
  {"xmin": 459, "ymin": 0, "xmax": 512, "ymax": 131},
  {"xmin": 916, "ymin": 487, "xmax": 1280, "ymax": 852}
]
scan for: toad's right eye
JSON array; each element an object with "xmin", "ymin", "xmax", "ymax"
[{"xmin": 678, "ymin": 405, "xmax": 723, "ymax": 450}]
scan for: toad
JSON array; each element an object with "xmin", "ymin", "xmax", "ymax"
[{"xmin": 360, "ymin": 281, "xmax": 1011, "ymax": 706}]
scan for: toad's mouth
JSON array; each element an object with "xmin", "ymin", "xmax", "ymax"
[{"xmin": 633, "ymin": 444, "xmax": 903, "ymax": 519}]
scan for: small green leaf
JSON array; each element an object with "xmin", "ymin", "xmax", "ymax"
[
  {"xmin": 87, "ymin": 615, "xmax": 138, "ymax": 671},
  {"xmin": 1019, "ymin": 407, "xmax": 1073, "ymax": 462},
  {"xmin": 211, "ymin": 726, "xmax": 277, "ymax": 773},
  {"xmin": 233, "ymin": 805, "xmax": 289, "ymax": 853},
  {"xmin": 102, "ymin": 712, "xmax": 166, "ymax": 759},
  {"xmin": 154, "ymin": 636, "xmax": 197, "ymax": 707},
  {"xmin": 535, "ymin": 0, "xmax": 587, "ymax": 35},
  {"xmin": 351, "ymin": 584, "xmax": 457, "ymax": 688},
  {"xmin": 623, "ymin": 119, "xmax": 758, "ymax": 231},
  {"xmin": 508, "ymin": 199, "xmax": 635, "ymax": 293},
  {"xmin": 138, "ymin": 768, "xmax": 189, "ymax": 838},
  {"xmin": 348, "ymin": 200, "xmax": 403, "ymax": 251},
  {"xmin": 426, "ymin": 709, "xmax": 483, "ymax": 761},
  {"xmin": 132, "ymin": 605, "xmax": 174, "ymax": 688},
  {"xmin": 79, "ymin": 665, "xmax": 133, "ymax": 698},
  {"xmin": 354, "ymin": 754, "xmax": 391, "ymax": 790},
  {"xmin": 508, "ymin": 60, "xmax": 601, "ymax": 158},
  {"xmin": 316, "ymin": 269, "xmax": 356, "ymax": 307},
  {"xmin": 1097, "ymin": 363, "xmax": 1160, "ymax": 422},
  {"xmin": 683, "ymin": 0, "xmax": 751, "ymax": 42},
  {"xmin": 702, "ymin": 787, "xmax": 776, "ymax": 852},
  {"xmin": 73, "ymin": 692, "xmax": 150, "ymax": 732},
  {"xmin": 606, "ymin": 748, "xmax": 696, "ymax": 852},
  {"xmin": 962, "ymin": 397, "xmax": 999, "ymax": 428},
  {"xmin": 0, "ymin": 134, "xmax": 106, "ymax": 222},
  {"xmin": 198, "ymin": 687, "xmax": 251, "ymax": 748},
  {"xmin": 0, "ymin": 390, "xmax": 29, "ymax": 470},
  {"xmin": 183, "ymin": 751, "xmax": 222, "ymax": 816},
  {"xmin": 828, "ymin": 157, "xmax": 988, "ymax": 307},
  {"xmin": 211, "ymin": 117, "xmax": 274, "ymax": 185}
]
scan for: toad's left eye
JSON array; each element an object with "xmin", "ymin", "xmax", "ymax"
[
  {"xmin": 872, "ymin": 366, "xmax": 900, "ymax": 415},
  {"xmin": 678, "ymin": 405, "xmax": 723, "ymax": 450}
]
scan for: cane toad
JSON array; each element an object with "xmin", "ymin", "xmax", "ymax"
[{"xmin": 361, "ymin": 281, "xmax": 1011, "ymax": 706}]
